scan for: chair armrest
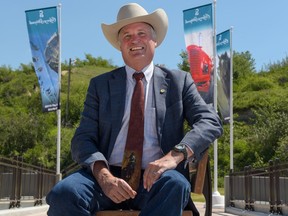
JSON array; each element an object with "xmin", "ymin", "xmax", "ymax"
[
  {"xmin": 190, "ymin": 151, "xmax": 209, "ymax": 194},
  {"xmin": 189, "ymin": 150, "xmax": 212, "ymax": 216},
  {"xmin": 189, "ymin": 150, "xmax": 208, "ymax": 194}
]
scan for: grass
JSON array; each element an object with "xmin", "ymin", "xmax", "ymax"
[{"xmin": 191, "ymin": 187, "xmax": 224, "ymax": 202}]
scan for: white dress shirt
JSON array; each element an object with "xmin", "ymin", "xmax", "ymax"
[{"xmin": 109, "ymin": 62, "xmax": 163, "ymax": 169}]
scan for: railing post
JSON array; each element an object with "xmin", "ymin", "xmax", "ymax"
[
  {"xmin": 9, "ymin": 156, "xmax": 22, "ymax": 208},
  {"xmin": 40, "ymin": 166, "xmax": 44, "ymax": 204},
  {"xmin": 34, "ymin": 169, "xmax": 39, "ymax": 206},
  {"xmin": 269, "ymin": 160, "xmax": 275, "ymax": 213},
  {"xmin": 244, "ymin": 166, "xmax": 250, "ymax": 210},
  {"xmin": 9, "ymin": 159, "xmax": 17, "ymax": 208},
  {"xmin": 248, "ymin": 166, "xmax": 254, "ymax": 211},
  {"xmin": 274, "ymin": 158, "xmax": 282, "ymax": 215},
  {"xmin": 17, "ymin": 157, "xmax": 23, "ymax": 208},
  {"xmin": 244, "ymin": 165, "xmax": 254, "ymax": 211},
  {"xmin": 34, "ymin": 166, "xmax": 44, "ymax": 206}
]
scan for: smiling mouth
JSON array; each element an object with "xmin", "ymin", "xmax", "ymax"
[{"xmin": 130, "ymin": 46, "xmax": 144, "ymax": 51}]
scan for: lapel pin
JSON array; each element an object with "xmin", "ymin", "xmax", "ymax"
[{"xmin": 160, "ymin": 89, "xmax": 166, "ymax": 94}]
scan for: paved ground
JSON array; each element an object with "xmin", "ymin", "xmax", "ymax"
[{"xmin": 0, "ymin": 202, "xmax": 238, "ymax": 216}]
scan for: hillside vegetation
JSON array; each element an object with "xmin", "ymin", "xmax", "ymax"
[{"xmin": 1, "ymin": 53, "xmax": 288, "ymax": 186}]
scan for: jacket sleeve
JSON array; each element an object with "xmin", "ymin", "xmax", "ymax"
[
  {"xmin": 70, "ymin": 77, "xmax": 108, "ymax": 168},
  {"xmin": 180, "ymin": 72, "xmax": 223, "ymax": 161}
]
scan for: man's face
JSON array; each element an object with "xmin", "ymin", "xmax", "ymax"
[{"xmin": 118, "ymin": 22, "xmax": 157, "ymax": 71}]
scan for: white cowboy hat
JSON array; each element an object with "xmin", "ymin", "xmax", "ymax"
[{"xmin": 101, "ymin": 3, "xmax": 168, "ymax": 50}]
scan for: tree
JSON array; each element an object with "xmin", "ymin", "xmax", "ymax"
[
  {"xmin": 177, "ymin": 50, "xmax": 190, "ymax": 72},
  {"xmin": 250, "ymin": 107, "xmax": 288, "ymax": 163},
  {"xmin": 233, "ymin": 51, "xmax": 256, "ymax": 83}
]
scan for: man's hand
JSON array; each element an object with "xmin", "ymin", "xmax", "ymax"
[
  {"xmin": 92, "ymin": 162, "xmax": 137, "ymax": 203},
  {"xmin": 143, "ymin": 150, "xmax": 184, "ymax": 192}
]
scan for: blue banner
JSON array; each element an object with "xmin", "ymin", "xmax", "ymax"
[
  {"xmin": 216, "ymin": 29, "xmax": 231, "ymax": 121},
  {"xmin": 25, "ymin": 7, "xmax": 60, "ymax": 112},
  {"xmin": 183, "ymin": 4, "xmax": 214, "ymax": 104}
]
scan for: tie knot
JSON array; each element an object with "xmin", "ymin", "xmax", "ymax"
[{"xmin": 133, "ymin": 72, "xmax": 144, "ymax": 81}]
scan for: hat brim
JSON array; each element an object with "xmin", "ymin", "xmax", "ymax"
[{"xmin": 101, "ymin": 9, "xmax": 168, "ymax": 50}]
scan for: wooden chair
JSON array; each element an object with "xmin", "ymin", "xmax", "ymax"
[
  {"xmin": 97, "ymin": 210, "xmax": 193, "ymax": 216},
  {"xmin": 97, "ymin": 151, "xmax": 212, "ymax": 216}
]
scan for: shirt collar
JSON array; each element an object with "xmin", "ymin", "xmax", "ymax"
[{"xmin": 125, "ymin": 61, "xmax": 154, "ymax": 83}]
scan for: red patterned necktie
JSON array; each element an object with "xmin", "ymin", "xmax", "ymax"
[{"xmin": 121, "ymin": 72, "xmax": 145, "ymax": 190}]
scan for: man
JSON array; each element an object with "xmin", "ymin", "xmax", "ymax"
[{"xmin": 46, "ymin": 3, "xmax": 223, "ymax": 216}]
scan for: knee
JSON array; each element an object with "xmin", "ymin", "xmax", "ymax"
[
  {"xmin": 46, "ymin": 180, "xmax": 79, "ymax": 207},
  {"xmin": 153, "ymin": 170, "xmax": 191, "ymax": 206},
  {"xmin": 162, "ymin": 170, "xmax": 191, "ymax": 192},
  {"xmin": 161, "ymin": 170, "xmax": 191, "ymax": 202}
]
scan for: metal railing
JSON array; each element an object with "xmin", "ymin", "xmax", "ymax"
[
  {"xmin": 227, "ymin": 159, "xmax": 288, "ymax": 215},
  {"xmin": 0, "ymin": 156, "xmax": 56, "ymax": 209}
]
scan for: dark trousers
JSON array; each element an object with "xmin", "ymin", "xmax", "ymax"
[{"xmin": 46, "ymin": 167, "xmax": 194, "ymax": 216}]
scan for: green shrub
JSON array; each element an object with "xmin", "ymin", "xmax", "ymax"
[{"xmin": 240, "ymin": 77, "xmax": 275, "ymax": 92}]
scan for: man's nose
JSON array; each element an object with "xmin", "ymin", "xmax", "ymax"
[{"xmin": 131, "ymin": 34, "xmax": 141, "ymax": 43}]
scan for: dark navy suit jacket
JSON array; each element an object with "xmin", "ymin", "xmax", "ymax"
[{"xmin": 71, "ymin": 66, "xmax": 223, "ymax": 177}]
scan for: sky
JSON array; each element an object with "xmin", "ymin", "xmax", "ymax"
[{"xmin": 1, "ymin": 0, "xmax": 288, "ymax": 72}]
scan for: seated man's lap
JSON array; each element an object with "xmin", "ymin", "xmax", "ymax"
[{"xmin": 46, "ymin": 168, "xmax": 191, "ymax": 215}]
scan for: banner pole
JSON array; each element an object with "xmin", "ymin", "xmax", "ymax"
[
  {"xmin": 212, "ymin": 0, "xmax": 218, "ymax": 193},
  {"xmin": 56, "ymin": 3, "xmax": 62, "ymax": 182},
  {"xmin": 229, "ymin": 26, "xmax": 234, "ymax": 171},
  {"xmin": 212, "ymin": 0, "xmax": 225, "ymax": 208}
]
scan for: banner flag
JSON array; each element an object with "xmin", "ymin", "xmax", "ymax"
[
  {"xmin": 183, "ymin": 4, "xmax": 214, "ymax": 104},
  {"xmin": 216, "ymin": 29, "xmax": 231, "ymax": 121},
  {"xmin": 25, "ymin": 7, "xmax": 60, "ymax": 112}
]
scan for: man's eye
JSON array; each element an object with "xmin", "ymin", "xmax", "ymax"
[
  {"xmin": 139, "ymin": 32, "xmax": 146, "ymax": 36},
  {"xmin": 123, "ymin": 35, "xmax": 131, "ymax": 40}
]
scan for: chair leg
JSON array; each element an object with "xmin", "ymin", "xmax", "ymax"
[
  {"xmin": 186, "ymin": 197, "xmax": 200, "ymax": 216},
  {"xmin": 203, "ymin": 157, "xmax": 212, "ymax": 216}
]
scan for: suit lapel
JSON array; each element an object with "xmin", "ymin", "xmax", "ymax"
[
  {"xmin": 107, "ymin": 66, "xmax": 170, "ymax": 150},
  {"xmin": 109, "ymin": 68, "xmax": 126, "ymax": 149},
  {"xmin": 153, "ymin": 67, "xmax": 170, "ymax": 141}
]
